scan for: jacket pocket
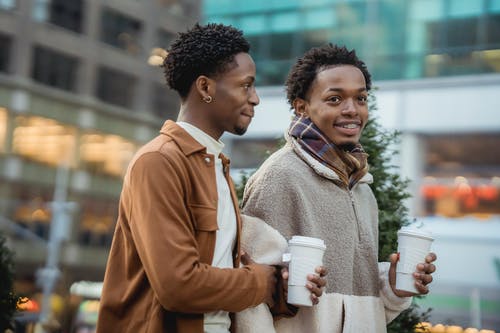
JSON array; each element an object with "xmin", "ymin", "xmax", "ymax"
[{"xmin": 188, "ymin": 203, "xmax": 218, "ymax": 231}]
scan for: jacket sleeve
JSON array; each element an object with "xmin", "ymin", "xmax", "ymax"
[
  {"xmin": 127, "ymin": 152, "xmax": 270, "ymax": 314},
  {"xmin": 242, "ymin": 167, "xmax": 308, "ymax": 320},
  {"xmin": 378, "ymin": 262, "xmax": 413, "ymax": 323},
  {"xmin": 240, "ymin": 214, "xmax": 298, "ymax": 319}
]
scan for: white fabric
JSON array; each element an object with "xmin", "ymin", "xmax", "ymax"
[
  {"xmin": 236, "ymin": 215, "xmax": 412, "ymax": 333},
  {"xmin": 177, "ymin": 122, "xmax": 236, "ymax": 333}
]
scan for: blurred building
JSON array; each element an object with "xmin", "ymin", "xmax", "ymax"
[
  {"xmin": 0, "ymin": 0, "xmax": 199, "ymax": 290},
  {"xmin": 205, "ymin": 0, "xmax": 500, "ymax": 330}
]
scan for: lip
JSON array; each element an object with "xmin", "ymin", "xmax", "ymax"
[
  {"xmin": 241, "ymin": 110, "xmax": 254, "ymax": 118},
  {"xmin": 335, "ymin": 120, "xmax": 361, "ymax": 127},
  {"xmin": 334, "ymin": 121, "xmax": 362, "ymax": 136}
]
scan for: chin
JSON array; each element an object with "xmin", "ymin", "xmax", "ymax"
[
  {"xmin": 233, "ymin": 126, "xmax": 248, "ymax": 136},
  {"xmin": 336, "ymin": 138, "xmax": 360, "ymax": 150}
]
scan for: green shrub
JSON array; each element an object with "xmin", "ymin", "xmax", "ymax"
[{"xmin": 0, "ymin": 231, "xmax": 17, "ymax": 331}]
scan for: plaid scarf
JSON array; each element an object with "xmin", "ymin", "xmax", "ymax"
[{"xmin": 288, "ymin": 115, "xmax": 368, "ymax": 189}]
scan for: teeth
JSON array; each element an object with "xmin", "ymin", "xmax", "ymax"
[{"xmin": 342, "ymin": 124, "xmax": 358, "ymax": 129}]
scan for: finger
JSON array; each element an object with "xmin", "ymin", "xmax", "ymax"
[
  {"xmin": 416, "ymin": 263, "xmax": 436, "ymax": 274},
  {"xmin": 311, "ymin": 293, "xmax": 319, "ymax": 305},
  {"xmin": 315, "ymin": 266, "xmax": 328, "ymax": 277},
  {"xmin": 306, "ymin": 282, "xmax": 323, "ymax": 298},
  {"xmin": 414, "ymin": 280, "xmax": 429, "ymax": 295},
  {"xmin": 240, "ymin": 252, "xmax": 255, "ymax": 266},
  {"xmin": 308, "ymin": 274, "xmax": 326, "ymax": 288},
  {"xmin": 282, "ymin": 268, "xmax": 289, "ymax": 280},
  {"xmin": 389, "ymin": 253, "xmax": 399, "ymax": 264},
  {"xmin": 413, "ymin": 272, "xmax": 433, "ymax": 285},
  {"xmin": 425, "ymin": 252, "xmax": 437, "ymax": 263},
  {"xmin": 388, "ymin": 253, "xmax": 398, "ymax": 287}
]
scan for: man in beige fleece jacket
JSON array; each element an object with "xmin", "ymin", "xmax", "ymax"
[{"xmin": 241, "ymin": 44, "xmax": 437, "ymax": 333}]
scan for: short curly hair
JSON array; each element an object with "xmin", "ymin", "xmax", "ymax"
[
  {"xmin": 163, "ymin": 23, "xmax": 250, "ymax": 99},
  {"xmin": 285, "ymin": 44, "xmax": 372, "ymax": 108}
]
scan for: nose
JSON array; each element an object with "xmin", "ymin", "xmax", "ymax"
[
  {"xmin": 249, "ymin": 87, "xmax": 260, "ymax": 106},
  {"xmin": 341, "ymin": 98, "xmax": 357, "ymax": 115}
]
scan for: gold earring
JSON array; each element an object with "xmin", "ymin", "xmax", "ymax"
[{"xmin": 203, "ymin": 95, "xmax": 213, "ymax": 103}]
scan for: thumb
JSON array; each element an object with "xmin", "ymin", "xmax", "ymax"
[
  {"xmin": 240, "ymin": 251, "xmax": 255, "ymax": 266},
  {"xmin": 388, "ymin": 253, "xmax": 398, "ymax": 287}
]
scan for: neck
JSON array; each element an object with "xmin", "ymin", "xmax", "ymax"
[{"xmin": 177, "ymin": 101, "xmax": 223, "ymax": 140}]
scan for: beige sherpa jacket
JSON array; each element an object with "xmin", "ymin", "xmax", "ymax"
[{"xmin": 237, "ymin": 138, "xmax": 412, "ymax": 333}]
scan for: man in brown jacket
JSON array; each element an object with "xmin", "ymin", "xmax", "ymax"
[{"xmin": 96, "ymin": 23, "xmax": 326, "ymax": 333}]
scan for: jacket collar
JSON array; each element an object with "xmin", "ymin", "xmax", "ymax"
[{"xmin": 159, "ymin": 120, "xmax": 207, "ymax": 156}]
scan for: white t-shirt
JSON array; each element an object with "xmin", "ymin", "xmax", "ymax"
[{"xmin": 177, "ymin": 122, "xmax": 236, "ymax": 333}]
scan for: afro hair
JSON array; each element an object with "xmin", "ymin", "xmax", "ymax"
[
  {"xmin": 285, "ymin": 44, "xmax": 372, "ymax": 108},
  {"xmin": 163, "ymin": 23, "xmax": 250, "ymax": 99}
]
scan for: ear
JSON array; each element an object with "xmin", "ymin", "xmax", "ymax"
[
  {"xmin": 194, "ymin": 75, "xmax": 216, "ymax": 101},
  {"xmin": 293, "ymin": 98, "xmax": 309, "ymax": 118}
]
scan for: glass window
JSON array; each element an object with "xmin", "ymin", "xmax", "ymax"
[
  {"xmin": 258, "ymin": 59, "xmax": 292, "ymax": 85},
  {"xmin": 79, "ymin": 132, "xmax": 137, "ymax": 177},
  {"xmin": 32, "ymin": 0, "xmax": 49, "ymax": 22},
  {"xmin": 486, "ymin": 14, "xmax": 500, "ymax": 44},
  {"xmin": 332, "ymin": 2, "xmax": 367, "ymax": 55},
  {"xmin": 32, "ymin": 46, "xmax": 79, "ymax": 92},
  {"xmin": 0, "ymin": 107, "xmax": 7, "ymax": 153},
  {"xmin": 239, "ymin": 14, "xmax": 267, "ymax": 36},
  {"xmin": 32, "ymin": 0, "xmax": 83, "ymax": 33},
  {"xmin": 11, "ymin": 189, "xmax": 52, "ymax": 241},
  {"xmin": 78, "ymin": 198, "xmax": 117, "ymax": 247},
  {"xmin": 376, "ymin": 0, "xmax": 406, "ymax": 55},
  {"xmin": 302, "ymin": 29, "xmax": 331, "ymax": 53},
  {"xmin": 304, "ymin": 7, "xmax": 335, "ymax": 30},
  {"xmin": 421, "ymin": 134, "xmax": 500, "ymax": 219},
  {"xmin": 269, "ymin": 33, "xmax": 295, "ymax": 60},
  {"xmin": 156, "ymin": 29, "xmax": 176, "ymax": 48},
  {"xmin": 446, "ymin": 17, "xmax": 479, "ymax": 48},
  {"xmin": 448, "ymin": 0, "xmax": 483, "ymax": 18},
  {"xmin": 151, "ymin": 83, "xmax": 180, "ymax": 121},
  {"xmin": 49, "ymin": 0, "xmax": 83, "ymax": 32},
  {"xmin": 96, "ymin": 66, "xmax": 137, "ymax": 108},
  {"xmin": 0, "ymin": 0, "xmax": 15, "ymax": 10},
  {"xmin": 12, "ymin": 115, "xmax": 77, "ymax": 167},
  {"xmin": 409, "ymin": 0, "xmax": 445, "ymax": 21},
  {"xmin": 372, "ymin": 54, "xmax": 405, "ymax": 80},
  {"xmin": 230, "ymin": 138, "xmax": 281, "ymax": 169},
  {"xmin": 246, "ymin": 35, "xmax": 268, "ymax": 61},
  {"xmin": 100, "ymin": 8, "xmax": 142, "ymax": 55},
  {"xmin": 270, "ymin": 11, "xmax": 299, "ymax": 33},
  {"xmin": 0, "ymin": 33, "xmax": 11, "ymax": 73},
  {"xmin": 490, "ymin": 0, "xmax": 500, "ymax": 12}
]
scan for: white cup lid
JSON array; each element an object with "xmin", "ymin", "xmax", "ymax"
[
  {"xmin": 289, "ymin": 236, "xmax": 326, "ymax": 250},
  {"xmin": 397, "ymin": 226, "xmax": 434, "ymax": 241}
]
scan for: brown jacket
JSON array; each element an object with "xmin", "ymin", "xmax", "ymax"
[{"xmin": 96, "ymin": 120, "xmax": 273, "ymax": 333}]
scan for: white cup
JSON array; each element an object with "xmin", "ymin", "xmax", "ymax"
[
  {"xmin": 283, "ymin": 236, "xmax": 326, "ymax": 307},
  {"xmin": 396, "ymin": 226, "xmax": 434, "ymax": 294}
]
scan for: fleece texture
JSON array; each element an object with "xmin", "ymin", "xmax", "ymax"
[{"xmin": 237, "ymin": 138, "xmax": 411, "ymax": 333}]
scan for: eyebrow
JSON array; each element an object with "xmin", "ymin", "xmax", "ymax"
[{"xmin": 327, "ymin": 87, "xmax": 367, "ymax": 93}]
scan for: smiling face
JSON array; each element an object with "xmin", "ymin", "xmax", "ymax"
[
  {"xmin": 210, "ymin": 52, "xmax": 260, "ymax": 137},
  {"xmin": 295, "ymin": 65, "xmax": 369, "ymax": 146}
]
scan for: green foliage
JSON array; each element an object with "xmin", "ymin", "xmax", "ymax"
[
  {"xmin": 235, "ymin": 171, "xmax": 251, "ymax": 205},
  {"xmin": 360, "ymin": 97, "xmax": 412, "ymax": 261},
  {"xmin": 388, "ymin": 304, "xmax": 432, "ymax": 333},
  {"xmin": 0, "ymin": 231, "xmax": 17, "ymax": 331}
]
